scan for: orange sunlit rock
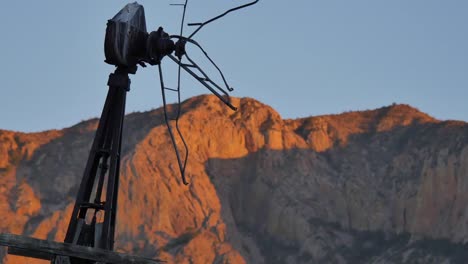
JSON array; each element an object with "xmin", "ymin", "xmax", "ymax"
[{"xmin": 0, "ymin": 96, "xmax": 467, "ymax": 263}]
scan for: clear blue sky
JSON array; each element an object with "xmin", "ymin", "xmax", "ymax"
[{"xmin": 0, "ymin": 0, "xmax": 467, "ymax": 132}]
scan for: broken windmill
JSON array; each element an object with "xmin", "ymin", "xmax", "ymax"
[{"xmin": 0, "ymin": 1, "xmax": 258, "ymax": 263}]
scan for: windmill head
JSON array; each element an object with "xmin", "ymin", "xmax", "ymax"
[
  {"xmin": 104, "ymin": 2, "xmax": 148, "ymax": 69},
  {"xmin": 105, "ymin": 2, "xmax": 175, "ymax": 71}
]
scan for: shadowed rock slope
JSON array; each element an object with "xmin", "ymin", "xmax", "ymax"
[{"xmin": 1, "ymin": 95, "xmax": 467, "ymax": 263}]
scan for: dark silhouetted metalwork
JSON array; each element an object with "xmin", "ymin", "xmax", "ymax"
[
  {"xmin": 101, "ymin": 1, "xmax": 259, "ymax": 185},
  {"xmin": 63, "ymin": 1, "xmax": 259, "ymax": 262},
  {"xmin": 0, "ymin": 1, "xmax": 258, "ymax": 263}
]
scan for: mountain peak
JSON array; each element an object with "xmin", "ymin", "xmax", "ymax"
[
  {"xmin": 2, "ymin": 96, "xmax": 468, "ymax": 264},
  {"xmin": 289, "ymin": 103, "xmax": 438, "ymax": 152},
  {"xmin": 372, "ymin": 103, "xmax": 437, "ymax": 131}
]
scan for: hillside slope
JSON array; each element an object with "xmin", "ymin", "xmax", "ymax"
[{"xmin": 1, "ymin": 95, "xmax": 468, "ymax": 263}]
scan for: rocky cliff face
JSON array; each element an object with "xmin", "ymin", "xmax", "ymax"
[{"xmin": 1, "ymin": 95, "xmax": 467, "ymax": 264}]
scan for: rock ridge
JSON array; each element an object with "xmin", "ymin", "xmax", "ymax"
[{"xmin": 1, "ymin": 95, "xmax": 467, "ymax": 264}]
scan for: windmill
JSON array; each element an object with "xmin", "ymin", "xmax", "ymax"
[{"xmin": 0, "ymin": 1, "xmax": 258, "ymax": 263}]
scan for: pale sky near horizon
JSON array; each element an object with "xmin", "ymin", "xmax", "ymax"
[{"xmin": 0, "ymin": 0, "xmax": 466, "ymax": 132}]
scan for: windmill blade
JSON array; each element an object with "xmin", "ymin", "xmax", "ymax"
[
  {"xmin": 170, "ymin": 0, "xmax": 190, "ymax": 185},
  {"xmin": 157, "ymin": 64, "xmax": 189, "ymax": 185},
  {"xmin": 172, "ymin": 0, "xmax": 189, "ymax": 36},
  {"xmin": 187, "ymin": 0, "xmax": 259, "ymax": 39},
  {"xmin": 171, "ymin": 0, "xmax": 189, "ymax": 96},
  {"xmin": 184, "ymin": 53, "xmax": 230, "ymax": 96},
  {"xmin": 168, "ymin": 54, "xmax": 237, "ymax": 111},
  {"xmin": 171, "ymin": 35, "xmax": 233, "ymax": 92},
  {"xmin": 168, "ymin": 1, "xmax": 247, "ymax": 111},
  {"xmin": 150, "ymin": 0, "xmax": 249, "ymax": 185},
  {"xmin": 171, "ymin": 35, "xmax": 236, "ymax": 103}
]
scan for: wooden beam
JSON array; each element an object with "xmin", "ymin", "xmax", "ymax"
[
  {"xmin": 0, "ymin": 233, "xmax": 164, "ymax": 264},
  {"xmin": 8, "ymin": 247, "xmax": 52, "ymax": 260}
]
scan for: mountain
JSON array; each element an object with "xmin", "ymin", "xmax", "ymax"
[{"xmin": 1, "ymin": 95, "xmax": 468, "ymax": 263}]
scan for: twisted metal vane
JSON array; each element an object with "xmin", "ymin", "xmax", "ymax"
[{"xmin": 159, "ymin": 0, "xmax": 259, "ymax": 184}]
